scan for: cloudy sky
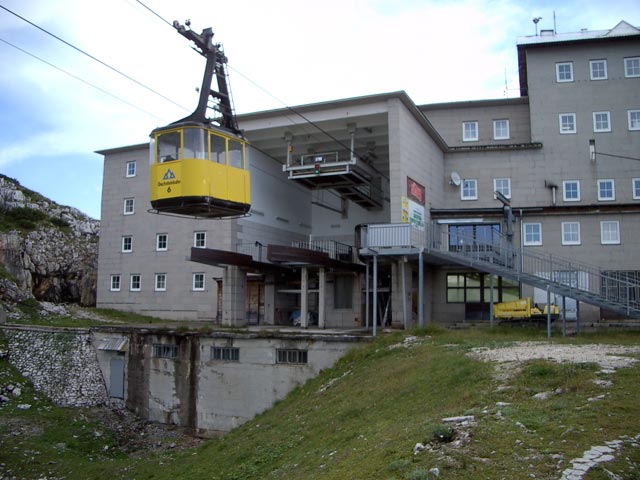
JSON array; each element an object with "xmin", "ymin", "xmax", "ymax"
[{"xmin": 0, "ymin": 0, "xmax": 638, "ymax": 219}]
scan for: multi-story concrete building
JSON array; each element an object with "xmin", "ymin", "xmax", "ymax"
[{"xmin": 97, "ymin": 20, "xmax": 640, "ymax": 329}]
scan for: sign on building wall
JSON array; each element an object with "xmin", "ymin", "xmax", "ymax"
[
  {"xmin": 401, "ymin": 196, "xmax": 425, "ymax": 230},
  {"xmin": 407, "ymin": 177, "xmax": 425, "ymax": 205}
]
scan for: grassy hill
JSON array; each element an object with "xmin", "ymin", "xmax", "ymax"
[{"xmin": 2, "ymin": 326, "xmax": 640, "ymax": 479}]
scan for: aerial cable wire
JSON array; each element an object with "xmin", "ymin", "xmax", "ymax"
[
  {"xmin": 0, "ymin": 3, "xmax": 189, "ymax": 112},
  {"xmin": 0, "ymin": 37, "xmax": 167, "ymax": 122}
]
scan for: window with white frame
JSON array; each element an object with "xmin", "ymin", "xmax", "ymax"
[
  {"xmin": 130, "ymin": 274, "xmax": 141, "ymax": 291},
  {"xmin": 601, "ymin": 221, "xmax": 620, "ymax": 245},
  {"xmin": 589, "ymin": 59, "xmax": 607, "ymax": 80},
  {"xmin": 123, "ymin": 198, "xmax": 134, "ymax": 215},
  {"xmin": 193, "ymin": 273, "xmax": 205, "ymax": 291},
  {"xmin": 462, "ymin": 121, "xmax": 478, "ymax": 142},
  {"xmin": 155, "ymin": 273, "xmax": 167, "ymax": 291},
  {"xmin": 563, "ymin": 180, "xmax": 580, "ymax": 202},
  {"xmin": 121, "ymin": 236, "xmax": 132, "ymax": 253},
  {"xmin": 559, "ymin": 113, "xmax": 576, "ymax": 134},
  {"xmin": 634, "ymin": 178, "xmax": 640, "ymax": 200},
  {"xmin": 625, "ymin": 57, "xmax": 640, "ymax": 78},
  {"xmin": 110, "ymin": 274, "xmax": 121, "ymax": 291},
  {"xmin": 629, "ymin": 110, "xmax": 640, "ymax": 131},
  {"xmin": 493, "ymin": 178, "xmax": 511, "ymax": 199},
  {"xmin": 556, "ymin": 62, "xmax": 574, "ymax": 82},
  {"xmin": 461, "ymin": 179, "xmax": 477, "ymax": 200},
  {"xmin": 593, "ymin": 111, "xmax": 611, "ymax": 132},
  {"xmin": 194, "ymin": 231, "xmax": 206, "ymax": 248},
  {"xmin": 493, "ymin": 119, "xmax": 510, "ymax": 140},
  {"xmin": 523, "ymin": 223, "xmax": 542, "ymax": 246},
  {"xmin": 126, "ymin": 161, "xmax": 136, "ymax": 177},
  {"xmin": 156, "ymin": 233, "xmax": 168, "ymax": 251},
  {"xmin": 597, "ymin": 179, "xmax": 615, "ymax": 201},
  {"xmin": 153, "ymin": 344, "xmax": 178, "ymax": 359},
  {"xmin": 561, "ymin": 222, "xmax": 581, "ymax": 245}
]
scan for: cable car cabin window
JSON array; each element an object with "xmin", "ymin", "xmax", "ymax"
[
  {"xmin": 210, "ymin": 133, "xmax": 226, "ymax": 164},
  {"xmin": 157, "ymin": 131, "xmax": 181, "ymax": 162},
  {"xmin": 183, "ymin": 128, "xmax": 207, "ymax": 159},
  {"xmin": 228, "ymin": 138, "xmax": 244, "ymax": 169}
]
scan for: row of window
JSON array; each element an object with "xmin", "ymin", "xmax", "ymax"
[
  {"xmin": 462, "ymin": 119, "xmax": 510, "ymax": 142},
  {"xmin": 121, "ymin": 231, "xmax": 207, "ymax": 253},
  {"xmin": 555, "ymin": 57, "xmax": 640, "ymax": 83},
  {"xmin": 558, "ymin": 110, "xmax": 640, "ymax": 134},
  {"xmin": 446, "ymin": 273, "xmax": 520, "ymax": 304},
  {"xmin": 523, "ymin": 220, "xmax": 621, "ymax": 246},
  {"xmin": 110, "ymin": 273, "xmax": 206, "ymax": 292},
  {"xmin": 153, "ymin": 344, "xmax": 308, "ymax": 364},
  {"xmin": 459, "ymin": 177, "xmax": 640, "ymax": 202}
]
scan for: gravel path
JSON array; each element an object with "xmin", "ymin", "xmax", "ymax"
[{"xmin": 468, "ymin": 342, "xmax": 640, "ymax": 370}]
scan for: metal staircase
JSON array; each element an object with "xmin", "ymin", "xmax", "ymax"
[{"xmin": 361, "ymin": 223, "xmax": 640, "ymax": 319}]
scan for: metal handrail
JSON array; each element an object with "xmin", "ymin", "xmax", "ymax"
[{"xmin": 359, "ymin": 222, "xmax": 640, "ymax": 315}]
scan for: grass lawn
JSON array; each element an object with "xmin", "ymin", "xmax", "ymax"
[{"xmin": 1, "ymin": 326, "xmax": 639, "ymax": 479}]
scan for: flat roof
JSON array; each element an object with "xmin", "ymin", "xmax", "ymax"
[{"xmin": 517, "ymin": 20, "xmax": 639, "ymax": 47}]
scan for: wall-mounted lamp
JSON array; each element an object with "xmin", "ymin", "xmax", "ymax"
[{"xmin": 589, "ymin": 139, "xmax": 596, "ymax": 162}]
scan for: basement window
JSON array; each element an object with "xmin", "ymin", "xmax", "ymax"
[
  {"xmin": 153, "ymin": 344, "xmax": 178, "ymax": 359},
  {"xmin": 211, "ymin": 346, "xmax": 239, "ymax": 362},
  {"xmin": 276, "ymin": 349, "xmax": 308, "ymax": 365}
]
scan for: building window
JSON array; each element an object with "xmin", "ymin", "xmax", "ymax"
[
  {"xmin": 601, "ymin": 221, "xmax": 620, "ymax": 245},
  {"xmin": 559, "ymin": 113, "xmax": 576, "ymax": 134},
  {"xmin": 493, "ymin": 178, "xmax": 511, "ymax": 199},
  {"xmin": 193, "ymin": 273, "xmax": 205, "ymax": 291},
  {"xmin": 130, "ymin": 274, "xmax": 141, "ymax": 291},
  {"xmin": 110, "ymin": 274, "xmax": 121, "ymax": 292},
  {"xmin": 194, "ymin": 231, "xmax": 206, "ymax": 248},
  {"xmin": 633, "ymin": 179, "xmax": 640, "ymax": 200},
  {"xmin": 446, "ymin": 273, "xmax": 519, "ymax": 304},
  {"xmin": 462, "ymin": 121, "xmax": 478, "ymax": 142},
  {"xmin": 625, "ymin": 57, "xmax": 640, "ymax": 78},
  {"xmin": 126, "ymin": 161, "xmax": 136, "ymax": 177},
  {"xmin": 601, "ymin": 271, "xmax": 640, "ymax": 305},
  {"xmin": 123, "ymin": 198, "xmax": 134, "ymax": 215},
  {"xmin": 629, "ymin": 110, "xmax": 640, "ymax": 131},
  {"xmin": 556, "ymin": 62, "xmax": 574, "ymax": 82},
  {"xmin": 597, "ymin": 179, "xmax": 615, "ymax": 201},
  {"xmin": 593, "ymin": 111, "xmax": 611, "ymax": 132},
  {"xmin": 590, "ymin": 60, "xmax": 607, "ymax": 80},
  {"xmin": 561, "ymin": 222, "xmax": 581, "ymax": 246},
  {"xmin": 334, "ymin": 275, "xmax": 353, "ymax": 309},
  {"xmin": 276, "ymin": 349, "xmax": 308, "ymax": 365},
  {"xmin": 156, "ymin": 233, "xmax": 168, "ymax": 251},
  {"xmin": 155, "ymin": 273, "xmax": 167, "ymax": 292},
  {"xmin": 153, "ymin": 344, "xmax": 178, "ymax": 359},
  {"xmin": 211, "ymin": 347, "xmax": 239, "ymax": 362},
  {"xmin": 121, "ymin": 236, "xmax": 132, "ymax": 253},
  {"xmin": 523, "ymin": 223, "xmax": 542, "ymax": 246},
  {"xmin": 563, "ymin": 180, "xmax": 580, "ymax": 202},
  {"xmin": 461, "ymin": 179, "xmax": 478, "ymax": 200},
  {"xmin": 493, "ymin": 119, "xmax": 509, "ymax": 140}
]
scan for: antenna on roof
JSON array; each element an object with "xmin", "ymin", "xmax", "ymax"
[
  {"xmin": 533, "ymin": 17, "xmax": 542, "ymax": 35},
  {"xmin": 553, "ymin": 11, "xmax": 557, "ymax": 34}
]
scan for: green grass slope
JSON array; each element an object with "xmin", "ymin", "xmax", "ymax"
[{"xmin": 2, "ymin": 327, "xmax": 640, "ymax": 479}]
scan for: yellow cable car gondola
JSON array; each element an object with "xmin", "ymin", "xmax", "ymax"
[{"xmin": 149, "ymin": 21, "xmax": 250, "ymax": 218}]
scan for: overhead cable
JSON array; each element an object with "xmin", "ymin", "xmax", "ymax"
[{"xmin": 0, "ymin": 3, "xmax": 189, "ymax": 112}]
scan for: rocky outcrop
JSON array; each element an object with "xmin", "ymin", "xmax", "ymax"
[{"xmin": 0, "ymin": 175, "xmax": 99, "ymax": 307}]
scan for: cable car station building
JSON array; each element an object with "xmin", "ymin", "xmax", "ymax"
[{"xmin": 97, "ymin": 21, "xmax": 640, "ymax": 330}]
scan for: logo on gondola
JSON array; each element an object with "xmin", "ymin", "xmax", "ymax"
[{"xmin": 158, "ymin": 168, "xmax": 180, "ymax": 187}]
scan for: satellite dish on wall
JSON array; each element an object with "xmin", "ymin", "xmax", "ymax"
[{"xmin": 450, "ymin": 171, "xmax": 461, "ymax": 186}]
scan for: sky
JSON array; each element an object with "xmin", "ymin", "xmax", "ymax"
[{"xmin": 0, "ymin": 0, "xmax": 638, "ymax": 220}]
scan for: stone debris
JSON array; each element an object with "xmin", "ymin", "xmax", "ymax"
[
  {"xmin": 413, "ymin": 442, "xmax": 425, "ymax": 455},
  {"xmin": 533, "ymin": 391, "xmax": 554, "ymax": 401},
  {"xmin": 559, "ymin": 435, "xmax": 640, "ymax": 479},
  {"xmin": 388, "ymin": 335, "xmax": 429, "ymax": 350}
]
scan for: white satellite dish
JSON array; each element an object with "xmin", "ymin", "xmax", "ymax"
[{"xmin": 450, "ymin": 171, "xmax": 461, "ymax": 186}]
